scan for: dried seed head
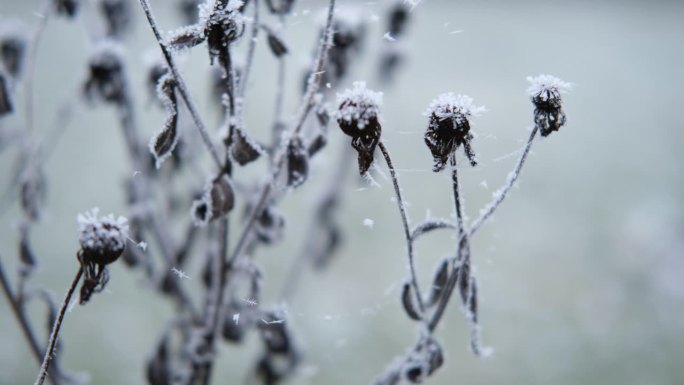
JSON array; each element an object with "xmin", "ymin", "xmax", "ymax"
[
  {"xmin": 99, "ymin": 0, "xmax": 132, "ymax": 39},
  {"xmin": 265, "ymin": 0, "xmax": 295, "ymax": 15},
  {"xmin": 83, "ymin": 41, "xmax": 126, "ymax": 105},
  {"xmin": 54, "ymin": 0, "xmax": 80, "ymax": 18},
  {"xmin": 527, "ymin": 74, "xmax": 571, "ymax": 137},
  {"xmin": 0, "ymin": 23, "xmax": 27, "ymax": 78},
  {"xmin": 336, "ymin": 82, "xmax": 383, "ymax": 174},
  {"xmin": 200, "ymin": 0, "xmax": 246, "ymax": 63},
  {"xmin": 77, "ymin": 208, "xmax": 129, "ymax": 266},
  {"xmin": 424, "ymin": 93, "xmax": 484, "ymax": 171},
  {"xmin": 191, "ymin": 175, "xmax": 235, "ymax": 226}
]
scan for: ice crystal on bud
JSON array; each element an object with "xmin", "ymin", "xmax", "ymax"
[
  {"xmin": 77, "ymin": 208, "xmax": 129, "ymax": 263},
  {"xmin": 526, "ymin": 74, "xmax": 572, "ymax": 101}
]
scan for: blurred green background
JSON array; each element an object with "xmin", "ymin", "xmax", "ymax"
[{"xmin": 1, "ymin": 0, "xmax": 683, "ymax": 384}]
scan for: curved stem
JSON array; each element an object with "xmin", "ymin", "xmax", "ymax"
[
  {"xmin": 137, "ymin": 0, "xmax": 222, "ymax": 169},
  {"xmin": 378, "ymin": 141, "xmax": 426, "ymax": 315},
  {"xmin": 35, "ymin": 267, "xmax": 83, "ymax": 385},
  {"xmin": 468, "ymin": 125, "xmax": 538, "ymax": 237}
]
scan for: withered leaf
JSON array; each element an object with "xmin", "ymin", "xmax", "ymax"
[
  {"xmin": 266, "ymin": 30, "xmax": 288, "ymax": 57},
  {"xmin": 0, "ymin": 73, "xmax": 13, "ymax": 116},
  {"xmin": 425, "ymin": 259, "xmax": 450, "ymax": 307},
  {"xmin": 209, "ymin": 175, "xmax": 235, "ymax": 219},
  {"xmin": 286, "ymin": 137, "xmax": 308, "ymax": 188},
  {"xmin": 401, "ymin": 281, "xmax": 422, "ymax": 321},
  {"xmin": 307, "ymin": 134, "xmax": 327, "ymax": 157},
  {"xmin": 149, "ymin": 74, "xmax": 179, "ymax": 169},
  {"xmin": 166, "ymin": 26, "xmax": 205, "ymax": 50},
  {"xmin": 231, "ymin": 127, "xmax": 263, "ymax": 166}
]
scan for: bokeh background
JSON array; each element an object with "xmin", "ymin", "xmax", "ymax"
[{"xmin": 1, "ymin": 0, "xmax": 683, "ymax": 384}]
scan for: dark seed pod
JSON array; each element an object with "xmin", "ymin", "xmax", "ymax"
[
  {"xmin": 99, "ymin": 0, "xmax": 132, "ymax": 39},
  {"xmin": 527, "ymin": 75, "xmax": 571, "ymax": 137},
  {"xmin": 0, "ymin": 28, "xmax": 27, "ymax": 78},
  {"xmin": 18, "ymin": 229, "xmax": 37, "ymax": 273},
  {"xmin": 401, "ymin": 282, "xmax": 422, "ymax": 321},
  {"xmin": 387, "ymin": 0, "xmax": 410, "ymax": 38},
  {"xmin": 336, "ymin": 81, "xmax": 383, "ymax": 175},
  {"xmin": 231, "ymin": 127, "xmax": 263, "ymax": 166},
  {"xmin": 204, "ymin": 1, "xmax": 245, "ymax": 64},
  {"xmin": 146, "ymin": 335, "xmax": 170, "ymax": 385},
  {"xmin": 424, "ymin": 259, "xmax": 450, "ymax": 307},
  {"xmin": 286, "ymin": 137, "xmax": 308, "ymax": 188},
  {"xmin": 307, "ymin": 134, "xmax": 327, "ymax": 157},
  {"xmin": 0, "ymin": 73, "xmax": 12, "ymax": 116},
  {"xmin": 83, "ymin": 42, "xmax": 126, "ymax": 105},
  {"xmin": 424, "ymin": 93, "xmax": 483, "ymax": 171},
  {"xmin": 265, "ymin": 29, "xmax": 288, "ymax": 58},
  {"xmin": 265, "ymin": 0, "xmax": 295, "ymax": 15},
  {"xmin": 55, "ymin": 0, "xmax": 80, "ymax": 18},
  {"xmin": 254, "ymin": 205, "xmax": 285, "ymax": 245},
  {"xmin": 149, "ymin": 73, "xmax": 179, "ymax": 169}
]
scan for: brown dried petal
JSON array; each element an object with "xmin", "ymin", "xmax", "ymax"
[{"xmin": 149, "ymin": 74, "xmax": 179, "ymax": 169}]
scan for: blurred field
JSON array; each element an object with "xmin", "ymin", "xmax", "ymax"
[{"xmin": 1, "ymin": 0, "xmax": 683, "ymax": 384}]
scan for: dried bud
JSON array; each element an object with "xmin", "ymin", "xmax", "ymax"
[
  {"xmin": 265, "ymin": 29, "xmax": 288, "ymax": 58},
  {"xmin": 191, "ymin": 175, "xmax": 235, "ymax": 226},
  {"xmin": 0, "ymin": 25, "xmax": 27, "ymax": 78},
  {"xmin": 83, "ymin": 41, "xmax": 126, "ymax": 105},
  {"xmin": 265, "ymin": 0, "xmax": 295, "ymax": 15},
  {"xmin": 0, "ymin": 72, "xmax": 13, "ymax": 116},
  {"xmin": 77, "ymin": 208, "xmax": 128, "ymax": 304},
  {"xmin": 424, "ymin": 93, "xmax": 484, "ymax": 171},
  {"xmin": 286, "ymin": 137, "xmax": 308, "ymax": 188},
  {"xmin": 527, "ymin": 74, "xmax": 571, "ymax": 137},
  {"xmin": 99, "ymin": 0, "xmax": 132, "ymax": 39},
  {"xmin": 403, "ymin": 338, "xmax": 444, "ymax": 383},
  {"xmin": 77, "ymin": 208, "xmax": 129, "ymax": 266},
  {"xmin": 166, "ymin": 25, "xmax": 205, "ymax": 51},
  {"xmin": 200, "ymin": 0, "xmax": 245, "ymax": 63},
  {"xmin": 254, "ymin": 205, "xmax": 285, "ymax": 245},
  {"xmin": 55, "ymin": 0, "xmax": 80, "ymax": 18},
  {"xmin": 387, "ymin": 0, "xmax": 410, "ymax": 38},
  {"xmin": 336, "ymin": 81, "xmax": 383, "ymax": 175}
]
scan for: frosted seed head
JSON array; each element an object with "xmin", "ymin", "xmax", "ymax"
[
  {"xmin": 424, "ymin": 93, "xmax": 483, "ymax": 171},
  {"xmin": 83, "ymin": 40, "xmax": 126, "ymax": 104},
  {"xmin": 77, "ymin": 208, "xmax": 129, "ymax": 265},
  {"xmin": 527, "ymin": 74, "xmax": 571, "ymax": 136}
]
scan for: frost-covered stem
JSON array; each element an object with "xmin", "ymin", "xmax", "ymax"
[
  {"xmin": 34, "ymin": 267, "xmax": 83, "ymax": 385},
  {"xmin": 469, "ymin": 125, "xmax": 538, "ymax": 236},
  {"xmin": 227, "ymin": 0, "xmax": 335, "ymax": 266},
  {"xmin": 378, "ymin": 141, "xmax": 426, "ymax": 315},
  {"xmin": 428, "ymin": 157, "xmax": 471, "ymax": 332},
  {"xmin": 238, "ymin": 0, "xmax": 259, "ymax": 99},
  {"xmin": 136, "ymin": 0, "xmax": 222, "ymax": 169},
  {"xmin": 0, "ymin": 256, "xmax": 60, "ymax": 385},
  {"xmin": 271, "ymin": 14, "xmax": 287, "ymax": 147},
  {"xmin": 24, "ymin": 0, "xmax": 52, "ymax": 136}
]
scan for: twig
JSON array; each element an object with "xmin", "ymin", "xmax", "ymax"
[
  {"xmin": 378, "ymin": 141, "xmax": 426, "ymax": 315},
  {"xmin": 137, "ymin": 0, "xmax": 223, "ymax": 169},
  {"xmin": 35, "ymin": 267, "xmax": 84, "ymax": 385},
  {"xmin": 468, "ymin": 125, "xmax": 539, "ymax": 236}
]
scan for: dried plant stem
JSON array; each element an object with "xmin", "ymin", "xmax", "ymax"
[
  {"xmin": 428, "ymin": 157, "xmax": 471, "ymax": 332},
  {"xmin": 468, "ymin": 125, "xmax": 539, "ymax": 236},
  {"xmin": 35, "ymin": 267, "xmax": 84, "ymax": 385},
  {"xmin": 227, "ymin": 0, "xmax": 336, "ymax": 267},
  {"xmin": 137, "ymin": 0, "xmax": 222, "ymax": 169},
  {"xmin": 238, "ymin": 0, "xmax": 260, "ymax": 99},
  {"xmin": 378, "ymin": 141, "xmax": 426, "ymax": 315},
  {"xmin": 24, "ymin": 0, "xmax": 52, "ymax": 137},
  {"xmin": 0, "ymin": 256, "xmax": 60, "ymax": 385}
]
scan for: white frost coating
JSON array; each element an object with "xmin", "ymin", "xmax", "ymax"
[
  {"xmin": 526, "ymin": 74, "xmax": 572, "ymax": 100},
  {"xmin": 233, "ymin": 313, "xmax": 240, "ymax": 325},
  {"xmin": 424, "ymin": 92, "xmax": 485, "ymax": 120},
  {"xmin": 77, "ymin": 208, "xmax": 129, "ymax": 253},
  {"xmin": 336, "ymin": 81, "xmax": 383, "ymax": 129},
  {"xmin": 199, "ymin": 0, "xmax": 244, "ymax": 25},
  {"xmin": 363, "ymin": 218, "xmax": 375, "ymax": 228}
]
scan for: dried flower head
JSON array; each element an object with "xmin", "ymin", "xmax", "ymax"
[
  {"xmin": 265, "ymin": 0, "xmax": 295, "ymax": 15},
  {"xmin": 76, "ymin": 208, "xmax": 129, "ymax": 304},
  {"xmin": 83, "ymin": 41, "xmax": 126, "ymax": 105},
  {"xmin": 199, "ymin": 0, "xmax": 246, "ymax": 64},
  {"xmin": 527, "ymin": 74, "xmax": 571, "ymax": 137},
  {"xmin": 336, "ymin": 81, "xmax": 383, "ymax": 174},
  {"xmin": 99, "ymin": 0, "xmax": 132, "ymax": 39},
  {"xmin": 424, "ymin": 93, "xmax": 484, "ymax": 171}
]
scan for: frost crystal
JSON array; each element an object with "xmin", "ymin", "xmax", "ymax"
[
  {"xmin": 77, "ymin": 208, "xmax": 129, "ymax": 257},
  {"xmin": 424, "ymin": 93, "xmax": 485, "ymax": 121},
  {"xmin": 526, "ymin": 74, "xmax": 572, "ymax": 100},
  {"xmin": 336, "ymin": 81, "xmax": 383, "ymax": 130}
]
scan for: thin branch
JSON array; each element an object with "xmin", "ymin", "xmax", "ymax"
[
  {"xmin": 410, "ymin": 219, "xmax": 455, "ymax": 241},
  {"xmin": 35, "ymin": 267, "xmax": 84, "ymax": 385},
  {"xmin": 468, "ymin": 125, "xmax": 539, "ymax": 236},
  {"xmin": 136, "ymin": 0, "xmax": 223, "ymax": 169},
  {"xmin": 0, "ymin": 256, "xmax": 60, "ymax": 385},
  {"xmin": 238, "ymin": 0, "xmax": 260, "ymax": 99},
  {"xmin": 378, "ymin": 141, "xmax": 426, "ymax": 315}
]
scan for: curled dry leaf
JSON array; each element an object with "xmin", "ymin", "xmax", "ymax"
[
  {"xmin": 149, "ymin": 73, "xmax": 179, "ymax": 169},
  {"xmin": 401, "ymin": 281, "xmax": 422, "ymax": 321},
  {"xmin": 231, "ymin": 127, "xmax": 263, "ymax": 166}
]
